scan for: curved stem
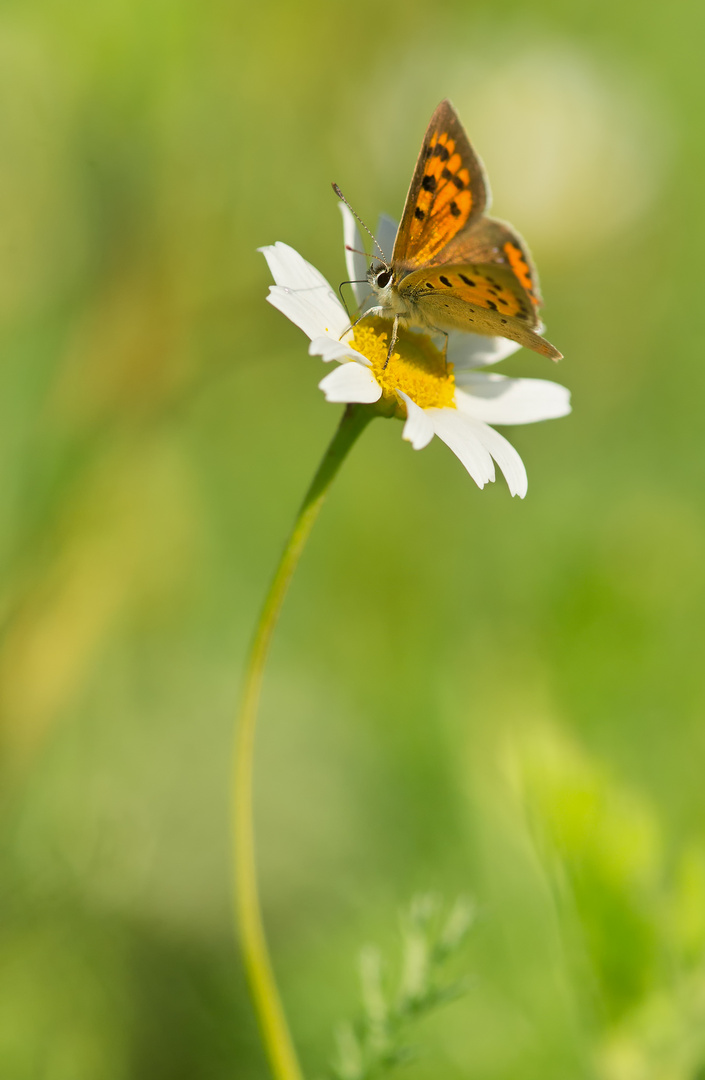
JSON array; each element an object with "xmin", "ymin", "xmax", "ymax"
[{"xmin": 233, "ymin": 403, "xmax": 374, "ymax": 1080}]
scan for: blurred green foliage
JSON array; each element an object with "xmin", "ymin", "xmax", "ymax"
[
  {"xmin": 1, "ymin": 0, "xmax": 705, "ymax": 1077},
  {"xmin": 330, "ymin": 895, "xmax": 475, "ymax": 1080}
]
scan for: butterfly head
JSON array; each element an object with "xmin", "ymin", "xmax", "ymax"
[{"xmin": 367, "ymin": 260, "xmax": 395, "ymax": 300}]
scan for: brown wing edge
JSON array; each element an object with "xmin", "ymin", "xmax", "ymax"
[{"xmin": 515, "ymin": 327, "xmax": 562, "ymax": 361}]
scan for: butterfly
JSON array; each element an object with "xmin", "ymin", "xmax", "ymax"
[{"xmin": 342, "ymin": 99, "xmax": 561, "ymax": 365}]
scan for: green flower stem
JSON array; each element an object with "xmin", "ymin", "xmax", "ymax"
[{"xmin": 233, "ymin": 403, "xmax": 374, "ymax": 1080}]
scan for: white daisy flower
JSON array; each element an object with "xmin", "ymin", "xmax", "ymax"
[{"xmin": 260, "ymin": 206, "xmax": 571, "ymax": 498}]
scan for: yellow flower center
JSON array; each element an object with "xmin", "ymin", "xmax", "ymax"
[{"xmin": 351, "ymin": 316, "xmax": 456, "ymax": 417}]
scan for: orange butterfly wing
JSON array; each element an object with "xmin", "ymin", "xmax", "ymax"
[
  {"xmin": 392, "ymin": 100, "xmax": 489, "ymax": 272},
  {"xmin": 434, "ymin": 216, "xmax": 544, "ymax": 307},
  {"xmin": 399, "ymin": 263, "xmax": 562, "ymax": 360}
]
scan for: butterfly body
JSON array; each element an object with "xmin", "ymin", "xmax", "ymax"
[{"xmin": 362, "ymin": 101, "xmax": 561, "ymax": 362}]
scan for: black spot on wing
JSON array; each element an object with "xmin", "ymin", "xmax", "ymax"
[
  {"xmin": 449, "ymin": 201, "xmax": 461, "ymax": 217},
  {"xmin": 440, "ymin": 275, "xmax": 452, "ymax": 287},
  {"xmin": 421, "ymin": 173, "xmax": 436, "ymax": 192},
  {"xmin": 460, "ymin": 274, "xmax": 475, "ymax": 287},
  {"xmin": 414, "ymin": 207, "xmax": 425, "ymax": 220},
  {"xmin": 442, "ymin": 167, "xmax": 464, "ymax": 188},
  {"xmin": 486, "ymin": 300, "xmax": 498, "ymax": 311},
  {"xmin": 433, "ymin": 143, "xmax": 450, "ymax": 161}
]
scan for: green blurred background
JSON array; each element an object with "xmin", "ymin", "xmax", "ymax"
[{"xmin": 2, "ymin": 0, "xmax": 705, "ymax": 1076}]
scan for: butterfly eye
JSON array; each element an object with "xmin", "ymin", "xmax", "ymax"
[{"xmin": 376, "ymin": 269, "xmax": 392, "ymax": 288}]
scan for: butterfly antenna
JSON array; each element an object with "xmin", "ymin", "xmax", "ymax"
[
  {"xmin": 337, "ymin": 279, "xmax": 368, "ymax": 319},
  {"xmin": 332, "ymin": 183, "xmax": 387, "ymax": 262}
]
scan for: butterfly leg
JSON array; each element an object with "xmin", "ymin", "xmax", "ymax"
[
  {"xmin": 383, "ymin": 316, "xmax": 400, "ymax": 370},
  {"xmin": 440, "ymin": 331, "xmax": 449, "ymax": 372},
  {"xmin": 423, "ymin": 323, "xmax": 450, "ymax": 370},
  {"xmin": 338, "ymin": 306, "xmax": 385, "ymax": 342}
]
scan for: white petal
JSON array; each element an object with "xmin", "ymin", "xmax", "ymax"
[
  {"xmin": 260, "ymin": 241, "xmax": 331, "ymax": 291},
  {"xmin": 338, "ymin": 210, "xmax": 400, "ymax": 316},
  {"xmin": 462, "ymin": 417, "xmax": 528, "ymax": 498},
  {"xmin": 376, "ymin": 214, "xmax": 398, "ymax": 262},
  {"xmin": 448, "ymin": 333, "xmax": 522, "ymax": 370},
  {"xmin": 455, "ymin": 376, "xmax": 571, "ymax": 425},
  {"xmin": 336, "ymin": 212, "xmax": 399, "ymax": 318},
  {"xmin": 339, "ymin": 204, "xmax": 372, "ymax": 310},
  {"xmin": 309, "ymin": 335, "xmax": 371, "ymax": 366},
  {"xmin": 318, "ymin": 362, "xmax": 382, "ymax": 404},
  {"xmin": 427, "ymin": 408, "xmax": 495, "ymax": 490},
  {"xmin": 261, "ymin": 243, "xmax": 350, "ymax": 340},
  {"xmin": 266, "ymin": 284, "xmax": 350, "ymax": 343},
  {"xmin": 397, "ymin": 391, "xmax": 435, "ymax": 450}
]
